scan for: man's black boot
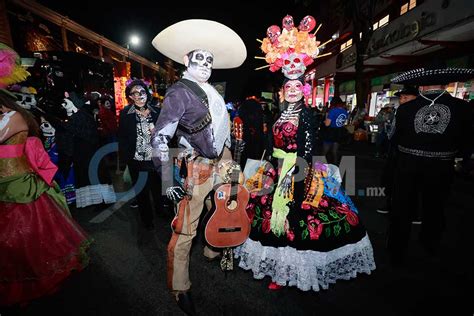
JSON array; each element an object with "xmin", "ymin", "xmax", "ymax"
[{"xmin": 176, "ymin": 291, "xmax": 196, "ymax": 316}]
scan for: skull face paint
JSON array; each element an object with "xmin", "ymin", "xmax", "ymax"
[
  {"xmin": 186, "ymin": 49, "xmax": 213, "ymax": 83},
  {"xmin": 104, "ymin": 99, "xmax": 112, "ymax": 110},
  {"xmin": 130, "ymin": 85, "xmax": 148, "ymax": 108},
  {"xmin": 284, "ymin": 80, "xmax": 304, "ymax": 104},
  {"xmin": 282, "ymin": 53, "xmax": 306, "ymax": 79},
  {"xmin": 12, "ymin": 92, "xmax": 36, "ymax": 110},
  {"xmin": 40, "ymin": 118, "xmax": 56, "ymax": 137}
]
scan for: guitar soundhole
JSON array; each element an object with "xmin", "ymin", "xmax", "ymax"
[
  {"xmin": 226, "ymin": 200, "xmax": 238, "ymax": 210},
  {"xmin": 218, "ymin": 227, "xmax": 242, "ymax": 233}
]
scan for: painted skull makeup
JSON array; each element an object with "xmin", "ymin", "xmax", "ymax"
[
  {"xmin": 282, "ymin": 53, "xmax": 306, "ymax": 80},
  {"xmin": 130, "ymin": 85, "xmax": 148, "ymax": 107},
  {"xmin": 40, "ymin": 119, "xmax": 56, "ymax": 137},
  {"xmin": 186, "ymin": 49, "xmax": 214, "ymax": 83},
  {"xmin": 12, "ymin": 92, "xmax": 36, "ymax": 110},
  {"xmin": 104, "ymin": 100, "xmax": 112, "ymax": 110},
  {"xmin": 284, "ymin": 80, "xmax": 304, "ymax": 103}
]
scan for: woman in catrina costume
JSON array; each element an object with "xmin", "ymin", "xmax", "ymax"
[
  {"xmin": 0, "ymin": 43, "xmax": 91, "ymax": 306},
  {"xmin": 235, "ymin": 15, "xmax": 376, "ymax": 292}
]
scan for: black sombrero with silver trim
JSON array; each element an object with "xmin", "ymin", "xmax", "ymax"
[{"xmin": 391, "ymin": 58, "xmax": 474, "ymax": 86}]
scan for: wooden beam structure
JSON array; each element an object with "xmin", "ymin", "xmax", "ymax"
[{"xmin": 9, "ymin": 0, "xmax": 165, "ymax": 76}]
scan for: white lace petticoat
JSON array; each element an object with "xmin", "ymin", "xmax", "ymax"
[{"xmin": 234, "ymin": 233, "xmax": 376, "ymax": 292}]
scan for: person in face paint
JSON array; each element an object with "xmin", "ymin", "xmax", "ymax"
[
  {"xmin": 151, "ymin": 19, "xmax": 246, "ymax": 315},
  {"xmin": 118, "ymin": 79, "xmax": 165, "ymax": 230},
  {"xmin": 234, "ymin": 15, "xmax": 375, "ymax": 294},
  {"xmin": 150, "ymin": 49, "xmax": 234, "ymax": 316}
]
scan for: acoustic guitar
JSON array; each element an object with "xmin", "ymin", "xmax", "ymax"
[{"xmin": 205, "ymin": 117, "xmax": 250, "ymax": 248}]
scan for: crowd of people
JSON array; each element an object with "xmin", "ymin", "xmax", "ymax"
[{"xmin": 1, "ymin": 14, "xmax": 473, "ymax": 316}]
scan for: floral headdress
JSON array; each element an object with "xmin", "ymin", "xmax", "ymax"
[
  {"xmin": 257, "ymin": 15, "xmax": 331, "ymax": 80},
  {"xmin": 0, "ymin": 43, "xmax": 30, "ymax": 89}
]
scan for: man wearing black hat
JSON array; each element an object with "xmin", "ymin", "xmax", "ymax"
[
  {"xmin": 377, "ymin": 85, "xmax": 418, "ymax": 215},
  {"xmin": 387, "ymin": 65, "xmax": 473, "ymax": 264}
]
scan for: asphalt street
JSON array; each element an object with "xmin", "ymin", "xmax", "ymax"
[{"xmin": 2, "ymin": 141, "xmax": 473, "ymax": 316}]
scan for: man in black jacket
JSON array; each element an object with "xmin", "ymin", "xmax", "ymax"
[
  {"xmin": 387, "ymin": 65, "xmax": 473, "ymax": 264},
  {"xmin": 118, "ymin": 79, "xmax": 163, "ymax": 230}
]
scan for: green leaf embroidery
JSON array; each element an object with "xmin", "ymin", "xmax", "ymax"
[
  {"xmin": 334, "ymin": 224, "xmax": 341, "ymax": 236},
  {"xmin": 328, "ymin": 209, "xmax": 339, "ymax": 219},
  {"xmin": 344, "ymin": 222, "xmax": 351, "ymax": 233},
  {"xmin": 255, "ymin": 206, "xmax": 261, "ymax": 216},
  {"xmin": 325, "ymin": 227, "xmax": 331, "ymax": 237},
  {"xmin": 299, "ymin": 220, "xmax": 305, "ymax": 227},
  {"xmin": 318, "ymin": 213, "xmax": 329, "ymax": 222},
  {"xmin": 302, "ymin": 229, "xmax": 309, "ymax": 240},
  {"xmin": 252, "ymin": 220, "xmax": 257, "ymax": 227}
]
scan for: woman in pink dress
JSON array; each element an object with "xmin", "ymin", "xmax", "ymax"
[{"xmin": 0, "ymin": 93, "xmax": 92, "ymax": 306}]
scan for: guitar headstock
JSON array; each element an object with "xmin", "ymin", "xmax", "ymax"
[{"xmin": 233, "ymin": 117, "xmax": 243, "ymax": 141}]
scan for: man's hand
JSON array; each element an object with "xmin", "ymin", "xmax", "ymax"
[{"xmin": 166, "ymin": 186, "xmax": 186, "ymax": 202}]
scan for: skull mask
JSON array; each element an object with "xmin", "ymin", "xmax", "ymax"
[
  {"xmin": 40, "ymin": 119, "xmax": 56, "ymax": 137},
  {"xmin": 185, "ymin": 49, "xmax": 214, "ymax": 83},
  {"xmin": 282, "ymin": 15, "xmax": 294, "ymax": 31},
  {"xmin": 266, "ymin": 25, "xmax": 281, "ymax": 43},
  {"xmin": 13, "ymin": 92, "xmax": 36, "ymax": 110},
  {"xmin": 282, "ymin": 53, "xmax": 306, "ymax": 80}
]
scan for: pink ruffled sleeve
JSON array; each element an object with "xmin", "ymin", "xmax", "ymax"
[{"xmin": 24, "ymin": 136, "xmax": 58, "ymax": 186}]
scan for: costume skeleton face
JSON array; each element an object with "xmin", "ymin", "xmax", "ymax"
[
  {"xmin": 284, "ymin": 80, "xmax": 304, "ymax": 104},
  {"xmin": 282, "ymin": 53, "xmax": 306, "ymax": 80},
  {"xmin": 12, "ymin": 92, "xmax": 36, "ymax": 110},
  {"xmin": 104, "ymin": 99, "xmax": 112, "ymax": 110},
  {"xmin": 61, "ymin": 99, "xmax": 78, "ymax": 117},
  {"xmin": 40, "ymin": 118, "xmax": 55, "ymax": 137},
  {"xmin": 129, "ymin": 85, "xmax": 148, "ymax": 108},
  {"xmin": 185, "ymin": 49, "xmax": 214, "ymax": 83}
]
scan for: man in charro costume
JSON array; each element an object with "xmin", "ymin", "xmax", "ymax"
[
  {"xmin": 388, "ymin": 62, "xmax": 473, "ymax": 265},
  {"xmin": 150, "ymin": 20, "xmax": 246, "ymax": 315}
]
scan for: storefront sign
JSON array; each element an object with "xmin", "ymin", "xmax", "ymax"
[
  {"xmin": 368, "ymin": 12, "xmax": 437, "ymax": 55},
  {"xmin": 339, "ymin": 80, "xmax": 356, "ymax": 95}
]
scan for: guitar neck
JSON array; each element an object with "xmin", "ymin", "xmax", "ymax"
[{"xmin": 230, "ymin": 140, "xmax": 243, "ymax": 199}]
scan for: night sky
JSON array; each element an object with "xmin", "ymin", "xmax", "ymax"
[{"xmin": 36, "ymin": 1, "xmax": 336, "ymax": 100}]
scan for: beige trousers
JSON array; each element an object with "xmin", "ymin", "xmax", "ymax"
[{"xmin": 167, "ymin": 147, "xmax": 232, "ymax": 292}]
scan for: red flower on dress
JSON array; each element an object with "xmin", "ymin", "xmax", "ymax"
[
  {"xmin": 286, "ymin": 229, "xmax": 295, "ymax": 241},
  {"xmin": 345, "ymin": 212, "xmax": 359, "ymax": 226},
  {"xmin": 319, "ymin": 198, "xmax": 329, "ymax": 208},
  {"xmin": 307, "ymin": 215, "xmax": 323, "ymax": 240},
  {"xmin": 336, "ymin": 204, "xmax": 359, "ymax": 226},
  {"xmin": 281, "ymin": 122, "xmax": 297, "ymax": 137},
  {"xmin": 262, "ymin": 210, "xmax": 272, "ymax": 233}
]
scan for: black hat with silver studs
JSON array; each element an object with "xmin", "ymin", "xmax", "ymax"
[{"xmin": 391, "ymin": 59, "xmax": 474, "ymax": 86}]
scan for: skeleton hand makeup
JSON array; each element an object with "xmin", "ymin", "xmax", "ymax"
[
  {"xmin": 284, "ymin": 80, "xmax": 304, "ymax": 103},
  {"xmin": 61, "ymin": 99, "xmax": 78, "ymax": 116},
  {"xmin": 184, "ymin": 49, "xmax": 214, "ymax": 83},
  {"xmin": 166, "ymin": 186, "xmax": 186, "ymax": 202}
]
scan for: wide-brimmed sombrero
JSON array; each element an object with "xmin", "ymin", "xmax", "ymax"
[
  {"xmin": 152, "ymin": 19, "xmax": 247, "ymax": 69},
  {"xmin": 391, "ymin": 60, "xmax": 474, "ymax": 85}
]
